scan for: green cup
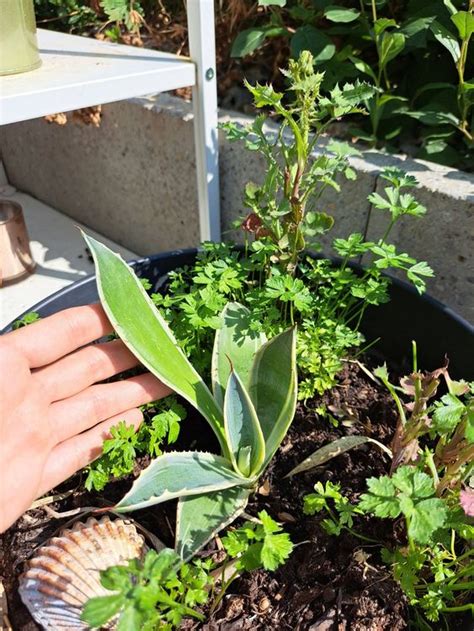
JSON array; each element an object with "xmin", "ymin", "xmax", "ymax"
[{"xmin": 0, "ymin": 0, "xmax": 41, "ymax": 76}]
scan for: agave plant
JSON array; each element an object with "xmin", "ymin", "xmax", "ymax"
[{"xmin": 84, "ymin": 234, "xmax": 297, "ymax": 560}]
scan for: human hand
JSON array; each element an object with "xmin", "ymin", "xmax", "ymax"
[{"xmin": 0, "ymin": 304, "xmax": 170, "ymax": 532}]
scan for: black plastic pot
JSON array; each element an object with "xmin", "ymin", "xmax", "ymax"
[{"xmin": 3, "ymin": 248, "xmax": 473, "ymax": 379}]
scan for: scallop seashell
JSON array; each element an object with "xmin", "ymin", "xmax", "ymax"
[{"xmin": 18, "ymin": 516, "xmax": 150, "ymax": 630}]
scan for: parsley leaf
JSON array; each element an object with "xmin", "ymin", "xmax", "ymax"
[{"xmin": 222, "ymin": 510, "xmax": 293, "ymax": 572}]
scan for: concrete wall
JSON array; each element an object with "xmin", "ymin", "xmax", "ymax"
[{"xmin": 1, "ymin": 94, "xmax": 473, "ymax": 322}]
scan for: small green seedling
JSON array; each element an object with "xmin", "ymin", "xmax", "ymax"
[
  {"xmin": 358, "ymin": 466, "xmax": 447, "ymax": 546},
  {"xmin": 207, "ymin": 509, "xmax": 294, "ymax": 613},
  {"xmin": 303, "ymin": 480, "xmax": 362, "ymax": 538},
  {"xmin": 222, "ymin": 509, "xmax": 294, "ymax": 572},
  {"xmin": 84, "ymin": 233, "xmax": 297, "ymax": 561}
]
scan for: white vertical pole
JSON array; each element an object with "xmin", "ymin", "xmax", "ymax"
[{"xmin": 187, "ymin": 0, "xmax": 221, "ymax": 242}]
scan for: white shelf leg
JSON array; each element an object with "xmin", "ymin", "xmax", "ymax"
[{"xmin": 187, "ymin": 0, "xmax": 221, "ymax": 242}]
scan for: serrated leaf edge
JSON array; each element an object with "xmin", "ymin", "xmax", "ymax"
[
  {"xmin": 249, "ymin": 327, "xmax": 298, "ymax": 468},
  {"xmin": 115, "ymin": 450, "xmax": 247, "ymax": 512},
  {"xmin": 82, "ymin": 232, "xmax": 228, "ymax": 456}
]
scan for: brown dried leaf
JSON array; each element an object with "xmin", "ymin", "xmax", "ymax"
[{"xmin": 258, "ymin": 478, "xmax": 271, "ymax": 496}]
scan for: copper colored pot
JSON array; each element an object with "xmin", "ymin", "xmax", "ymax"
[{"xmin": 0, "ymin": 200, "xmax": 35, "ymax": 284}]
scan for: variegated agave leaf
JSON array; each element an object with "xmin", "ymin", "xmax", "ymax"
[
  {"xmin": 224, "ymin": 370, "xmax": 265, "ymax": 478},
  {"xmin": 115, "ymin": 452, "xmax": 246, "ymax": 512},
  {"xmin": 285, "ymin": 436, "xmax": 392, "ymax": 478},
  {"xmin": 212, "ymin": 302, "xmax": 266, "ymax": 409},
  {"xmin": 176, "ymin": 486, "xmax": 251, "ymax": 561},
  {"xmin": 83, "ymin": 233, "xmax": 228, "ymax": 457},
  {"xmin": 249, "ymin": 327, "xmax": 298, "ymax": 468},
  {"xmin": 85, "ymin": 234, "xmax": 299, "ymax": 562}
]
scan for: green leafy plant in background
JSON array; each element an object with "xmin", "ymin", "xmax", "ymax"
[
  {"xmin": 84, "ymin": 232, "xmax": 298, "ymax": 561},
  {"xmin": 34, "ymin": 1, "xmax": 473, "ymax": 167},
  {"xmin": 100, "ymin": 0, "xmax": 144, "ymax": 31},
  {"xmin": 34, "ymin": 0, "xmax": 144, "ymax": 33},
  {"xmin": 353, "ymin": 1, "xmax": 409, "ymax": 145},
  {"xmin": 34, "ymin": 0, "xmax": 102, "ymax": 31},
  {"xmin": 81, "ymin": 548, "xmax": 212, "ymax": 630},
  {"xmin": 153, "ymin": 53, "xmax": 432, "ymax": 399},
  {"xmin": 232, "ymin": 0, "xmax": 473, "ymax": 169}
]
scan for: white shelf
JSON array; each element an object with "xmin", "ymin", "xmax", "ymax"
[
  {"xmin": 0, "ymin": 189, "xmax": 137, "ymax": 328},
  {"xmin": 0, "ymin": 29, "xmax": 196, "ymax": 125}
]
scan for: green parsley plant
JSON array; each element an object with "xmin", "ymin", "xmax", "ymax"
[
  {"xmin": 149, "ymin": 53, "xmax": 433, "ymax": 399},
  {"xmin": 11, "ymin": 311, "xmax": 40, "ymax": 329},
  {"xmin": 221, "ymin": 509, "xmax": 294, "ymax": 572},
  {"xmin": 85, "ymin": 395, "xmax": 186, "ymax": 492},
  {"xmin": 81, "ymin": 548, "xmax": 212, "ymax": 630},
  {"xmin": 303, "ymin": 480, "xmax": 366, "ymax": 538}
]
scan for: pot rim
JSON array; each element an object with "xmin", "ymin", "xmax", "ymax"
[{"xmin": 3, "ymin": 246, "xmax": 471, "ymax": 334}]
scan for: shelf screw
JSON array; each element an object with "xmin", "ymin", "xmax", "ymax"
[{"xmin": 205, "ymin": 67, "xmax": 215, "ymax": 81}]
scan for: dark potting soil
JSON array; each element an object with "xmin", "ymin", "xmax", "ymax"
[{"xmin": 0, "ymin": 361, "xmax": 466, "ymax": 630}]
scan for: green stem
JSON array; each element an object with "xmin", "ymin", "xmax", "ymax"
[
  {"xmin": 455, "ymin": 9, "xmax": 473, "ymax": 142},
  {"xmin": 345, "ymin": 525, "xmax": 380, "ymax": 544},
  {"xmin": 405, "ymin": 514, "xmax": 416, "ymax": 552},
  {"xmin": 380, "ymin": 218, "xmax": 396, "ymax": 244},
  {"xmin": 446, "ymin": 581, "xmax": 474, "ymax": 591},
  {"xmin": 210, "ymin": 568, "xmax": 240, "ymax": 613},
  {"xmin": 451, "ymin": 548, "xmax": 474, "ymax": 566},
  {"xmin": 450, "ymin": 527, "xmax": 456, "ymax": 560},
  {"xmin": 424, "ymin": 448, "xmax": 440, "ymax": 489},
  {"xmin": 417, "ymin": 580, "xmax": 474, "ymax": 592},
  {"xmin": 382, "ymin": 376, "xmax": 407, "ymax": 426},
  {"xmin": 441, "ymin": 604, "xmax": 474, "ymax": 614},
  {"xmin": 371, "ymin": 0, "xmax": 377, "ymax": 23},
  {"xmin": 412, "ymin": 339, "xmax": 418, "ymax": 373}
]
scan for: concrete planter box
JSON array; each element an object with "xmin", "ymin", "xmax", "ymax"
[{"xmin": 0, "ymin": 94, "xmax": 472, "ymax": 322}]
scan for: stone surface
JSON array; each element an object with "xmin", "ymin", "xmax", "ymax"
[{"xmin": 0, "ymin": 95, "xmax": 200, "ymax": 256}]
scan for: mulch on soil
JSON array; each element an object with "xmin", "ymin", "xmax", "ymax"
[{"xmin": 1, "ymin": 360, "xmax": 416, "ymax": 630}]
